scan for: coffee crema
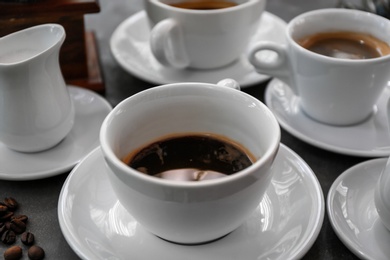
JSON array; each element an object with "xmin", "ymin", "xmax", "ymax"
[
  {"xmin": 297, "ymin": 31, "xmax": 390, "ymax": 59},
  {"xmin": 123, "ymin": 133, "xmax": 255, "ymax": 182},
  {"xmin": 168, "ymin": 0, "xmax": 237, "ymax": 10}
]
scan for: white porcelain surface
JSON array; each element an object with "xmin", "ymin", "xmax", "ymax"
[
  {"xmin": 327, "ymin": 158, "xmax": 390, "ymax": 260},
  {"xmin": 100, "ymin": 81, "xmax": 280, "ymax": 244},
  {"xmin": 0, "ymin": 86, "xmax": 112, "ymax": 181},
  {"xmin": 249, "ymin": 9, "xmax": 390, "ymax": 125},
  {"xmin": 58, "ymin": 144, "xmax": 324, "ymax": 260},
  {"xmin": 110, "ymin": 11, "xmax": 287, "ymax": 88},
  {"xmin": 375, "ymin": 157, "xmax": 390, "ymax": 231},
  {"xmin": 0, "ymin": 24, "xmax": 74, "ymax": 152},
  {"xmin": 265, "ymin": 78, "xmax": 390, "ymax": 157},
  {"xmin": 374, "ymin": 98, "xmax": 390, "ymax": 232},
  {"xmin": 146, "ymin": 0, "xmax": 266, "ymax": 69}
]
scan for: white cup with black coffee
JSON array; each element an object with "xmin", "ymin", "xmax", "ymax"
[
  {"xmin": 100, "ymin": 79, "xmax": 280, "ymax": 244},
  {"xmin": 144, "ymin": 0, "xmax": 266, "ymax": 69},
  {"xmin": 248, "ymin": 8, "xmax": 390, "ymax": 126}
]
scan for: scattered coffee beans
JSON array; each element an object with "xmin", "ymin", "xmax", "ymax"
[
  {"xmin": 0, "ymin": 197, "xmax": 45, "ymax": 259},
  {"xmin": 4, "ymin": 245, "xmax": 22, "ymax": 260}
]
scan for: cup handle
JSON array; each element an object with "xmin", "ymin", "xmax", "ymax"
[
  {"xmin": 248, "ymin": 42, "xmax": 297, "ymax": 94},
  {"xmin": 217, "ymin": 78, "xmax": 241, "ymax": 91},
  {"xmin": 149, "ymin": 18, "xmax": 190, "ymax": 69}
]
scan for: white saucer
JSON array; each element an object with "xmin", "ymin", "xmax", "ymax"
[
  {"xmin": 110, "ymin": 11, "xmax": 287, "ymax": 88},
  {"xmin": 265, "ymin": 78, "xmax": 390, "ymax": 157},
  {"xmin": 58, "ymin": 144, "xmax": 324, "ymax": 260},
  {"xmin": 0, "ymin": 86, "xmax": 112, "ymax": 181},
  {"xmin": 327, "ymin": 158, "xmax": 390, "ymax": 260}
]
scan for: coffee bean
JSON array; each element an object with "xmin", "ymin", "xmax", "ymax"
[
  {"xmin": 4, "ymin": 198, "xmax": 18, "ymax": 211},
  {"xmin": 4, "ymin": 245, "xmax": 22, "ymax": 260},
  {"xmin": 0, "ymin": 211, "xmax": 14, "ymax": 222},
  {"xmin": 21, "ymin": 231, "xmax": 35, "ymax": 245},
  {"xmin": 11, "ymin": 214, "xmax": 28, "ymax": 224},
  {"xmin": 1, "ymin": 230, "xmax": 16, "ymax": 244},
  {"xmin": 28, "ymin": 245, "xmax": 45, "ymax": 260},
  {"xmin": 10, "ymin": 219, "xmax": 26, "ymax": 234},
  {"xmin": 0, "ymin": 222, "xmax": 7, "ymax": 234},
  {"xmin": 5, "ymin": 221, "xmax": 11, "ymax": 230},
  {"xmin": 0, "ymin": 203, "xmax": 8, "ymax": 214},
  {"xmin": 1, "ymin": 197, "xmax": 44, "ymax": 260}
]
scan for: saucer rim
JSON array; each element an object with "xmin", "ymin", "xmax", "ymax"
[
  {"xmin": 327, "ymin": 158, "xmax": 388, "ymax": 260},
  {"xmin": 110, "ymin": 10, "xmax": 287, "ymax": 88},
  {"xmin": 0, "ymin": 86, "xmax": 112, "ymax": 181},
  {"xmin": 265, "ymin": 78, "xmax": 390, "ymax": 157},
  {"xmin": 58, "ymin": 144, "xmax": 325, "ymax": 260}
]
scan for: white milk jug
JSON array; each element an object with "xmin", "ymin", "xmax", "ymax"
[{"xmin": 0, "ymin": 24, "xmax": 74, "ymax": 152}]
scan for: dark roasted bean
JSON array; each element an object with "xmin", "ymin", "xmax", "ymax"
[
  {"xmin": 0, "ymin": 211, "xmax": 14, "ymax": 222},
  {"xmin": 4, "ymin": 198, "xmax": 18, "ymax": 211},
  {"xmin": 11, "ymin": 214, "xmax": 28, "ymax": 223},
  {"xmin": 0, "ymin": 203, "xmax": 8, "ymax": 214},
  {"xmin": 10, "ymin": 219, "xmax": 26, "ymax": 234},
  {"xmin": 28, "ymin": 245, "xmax": 45, "ymax": 260},
  {"xmin": 5, "ymin": 221, "xmax": 11, "ymax": 230},
  {"xmin": 1, "ymin": 230, "xmax": 16, "ymax": 244},
  {"xmin": 3, "ymin": 245, "xmax": 22, "ymax": 260},
  {"xmin": 21, "ymin": 231, "xmax": 34, "ymax": 245},
  {"xmin": 0, "ymin": 222, "xmax": 7, "ymax": 235}
]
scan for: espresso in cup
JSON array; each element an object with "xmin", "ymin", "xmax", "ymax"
[
  {"xmin": 169, "ymin": 0, "xmax": 237, "ymax": 10},
  {"xmin": 298, "ymin": 31, "xmax": 390, "ymax": 59},
  {"xmin": 248, "ymin": 9, "xmax": 390, "ymax": 125},
  {"xmin": 124, "ymin": 133, "xmax": 254, "ymax": 181},
  {"xmin": 100, "ymin": 80, "xmax": 280, "ymax": 244}
]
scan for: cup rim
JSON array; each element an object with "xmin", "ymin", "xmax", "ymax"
[
  {"xmin": 100, "ymin": 82, "xmax": 281, "ymax": 188},
  {"xmin": 286, "ymin": 8, "xmax": 390, "ymax": 63},
  {"xmin": 148, "ymin": 0, "xmax": 261, "ymax": 14}
]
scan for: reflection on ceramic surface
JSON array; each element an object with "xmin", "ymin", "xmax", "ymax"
[
  {"xmin": 110, "ymin": 11, "xmax": 287, "ymax": 88},
  {"xmin": 58, "ymin": 144, "xmax": 324, "ymax": 260},
  {"xmin": 265, "ymin": 78, "xmax": 390, "ymax": 157},
  {"xmin": 328, "ymin": 158, "xmax": 390, "ymax": 260},
  {"xmin": 0, "ymin": 86, "xmax": 112, "ymax": 180}
]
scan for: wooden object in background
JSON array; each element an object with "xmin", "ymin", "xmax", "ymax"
[{"xmin": 0, "ymin": 0, "xmax": 105, "ymax": 93}]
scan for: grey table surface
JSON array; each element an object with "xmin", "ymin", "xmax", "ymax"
[{"xmin": 0, "ymin": 0, "xmax": 368, "ymax": 259}]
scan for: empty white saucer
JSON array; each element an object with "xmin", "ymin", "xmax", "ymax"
[
  {"xmin": 265, "ymin": 78, "xmax": 390, "ymax": 157},
  {"xmin": 327, "ymin": 158, "xmax": 390, "ymax": 260},
  {"xmin": 110, "ymin": 11, "xmax": 287, "ymax": 88},
  {"xmin": 0, "ymin": 86, "xmax": 112, "ymax": 181},
  {"xmin": 58, "ymin": 144, "xmax": 324, "ymax": 260}
]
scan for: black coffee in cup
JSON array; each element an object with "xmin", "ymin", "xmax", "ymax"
[
  {"xmin": 123, "ymin": 133, "xmax": 254, "ymax": 181},
  {"xmin": 297, "ymin": 31, "xmax": 390, "ymax": 59},
  {"xmin": 168, "ymin": 0, "xmax": 237, "ymax": 10}
]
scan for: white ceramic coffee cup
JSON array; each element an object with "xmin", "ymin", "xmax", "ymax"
[
  {"xmin": 100, "ymin": 79, "xmax": 280, "ymax": 244},
  {"xmin": 248, "ymin": 8, "xmax": 390, "ymax": 126},
  {"xmin": 144, "ymin": 0, "xmax": 266, "ymax": 69}
]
